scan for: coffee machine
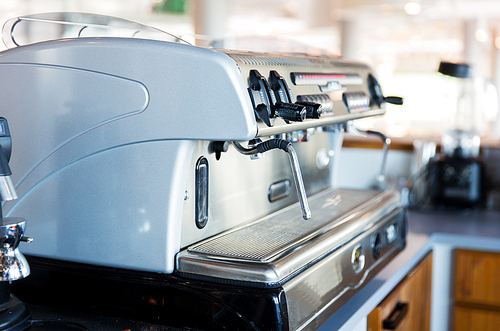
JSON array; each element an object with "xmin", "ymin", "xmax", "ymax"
[{"xmin": 0, "ymin": 13, "xmax": 405, "ymax": 330}]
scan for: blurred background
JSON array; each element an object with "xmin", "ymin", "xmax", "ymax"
[{"xmin": 1, "ymin": 0, "xmax": 500, "ymax": 142}]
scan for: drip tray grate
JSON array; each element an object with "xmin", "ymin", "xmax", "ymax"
[{"xmin": 187, "ymin": 189, "xmax": 378, "ymax": 262}]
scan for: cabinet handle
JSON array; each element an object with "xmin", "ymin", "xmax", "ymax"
[{"xmin": 382, "ymin": 302, "xmax": 408, "ymax": 330}]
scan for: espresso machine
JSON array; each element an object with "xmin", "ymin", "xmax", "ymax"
[{"xmin": 0, "ymin": 13, "xmax": 405, "ymax": 330}]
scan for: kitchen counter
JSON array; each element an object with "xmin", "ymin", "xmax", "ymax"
[{"xmin": 319, "ymin": 208, "xmax": 500, "ymax": 331}]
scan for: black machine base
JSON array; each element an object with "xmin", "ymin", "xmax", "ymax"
[{"xmin": 11, "ymin": 256, "xmax": 288, "ymax": 331}]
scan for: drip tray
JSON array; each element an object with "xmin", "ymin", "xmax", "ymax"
[{"xmin": 176, "ymin": 188, "xmax": 405, "ymax": 287}]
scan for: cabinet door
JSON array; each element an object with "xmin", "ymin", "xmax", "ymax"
[
  {"xmin": 454, "ymin": 307, "xmax": 500, "ymax": 331},
  {"xmin": 454, "ymin": 249, "xmax": 500, "ymax": 331},
  {"xmin": 368, "ymin": 253, "xmax": 432, "ymax": 331}
]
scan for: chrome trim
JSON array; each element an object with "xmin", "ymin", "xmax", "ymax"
[
  {"xmin": 268, "ymin": 180, "xmax": 291, "ymax": 202},
  {"xmin": 286, "ymin": 209, "xmax": 404, "ymax": 331},
  {"xmin": 256, "ymin": 109, "xmax": 386, "ymax": 137},
  {"xmin": 0, "ymin": 176, "xmax": 17, "ymax": 202}
]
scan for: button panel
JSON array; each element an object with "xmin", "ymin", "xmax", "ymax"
[
  {"xmin": 342, "ymin": 92, "xmax": 370, "ymax": 113},
  {"xmin": 297, "ymin": 94, "xmax": 333, "ymax": 114}
]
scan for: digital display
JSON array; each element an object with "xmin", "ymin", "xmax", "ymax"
[{"xmin": 291, "ymin": 72, "xmax": 363, "ymax": 86}]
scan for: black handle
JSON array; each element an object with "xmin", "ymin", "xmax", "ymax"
[
  {"xmin": 382, "ymin": 302, "xmax": 408, "ymax": 330},
  {"xmin": 274, "ymin": 102, "xmax": 306, "ymax": 122},
  {"xmin": 384, "ymin": 96, "xmax": 404, "ymax": 105},
  {"xmin": 248, "ymin": 70, "xmax": 274, "ymax": 127}
]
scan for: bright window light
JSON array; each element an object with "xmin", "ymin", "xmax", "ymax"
[{"xmin": 404, "ymin": 2, "xmax": 421, "ymax": 15}]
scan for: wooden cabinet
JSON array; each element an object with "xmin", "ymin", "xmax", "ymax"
[
  {"xmin": 368, "ymin": 252, "xmax": 432, "ymax": 331},
  {"xmin": 454, "ymin": 249, "xmax": 500, "ymax": 331}
]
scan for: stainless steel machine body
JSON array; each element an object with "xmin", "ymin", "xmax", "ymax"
[
  {"xmin": 0, "ymin": 13, "xmax": 405, "ymax": 331},
  {"xmin": 0, "ymin": 37, "xmax": 389, "ymax": 272}
]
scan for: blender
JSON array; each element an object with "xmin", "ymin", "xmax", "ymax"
[{"xmin": 427, "ymin": 62, "xmax": 485, "ymax": 208}]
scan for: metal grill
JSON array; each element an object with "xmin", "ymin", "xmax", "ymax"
[
  {"xmin": 230, "ymin": 54, "xmax": 315, "ymax": 67},
  {"xmin": 188, "ymin": 189, "xmax": 378, "ymax": 262}
]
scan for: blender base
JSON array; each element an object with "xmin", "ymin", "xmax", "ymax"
[{"xmin": 427, "ymin": 157, "xmax": 485, "ymax": 208}]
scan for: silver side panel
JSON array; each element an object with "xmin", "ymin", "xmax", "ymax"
[
  {"xmin": 0, "ymin": 38, "xmax": 256, "ymax": 273},
  {"xmin": 7, "ymin": 140, "xmax": 195, "ymax": 272}
]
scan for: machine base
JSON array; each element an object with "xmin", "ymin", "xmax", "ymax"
[{"xmin": 12, "ymin": 256, "xmax": 288, "ymax": 331}]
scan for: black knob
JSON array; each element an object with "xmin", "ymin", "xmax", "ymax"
[
  {"xmin": 208, "ymin": 141, "xmax": 229, "ymax": 161},
  {"xmin": 295, "ymin": 101, "xmax": 322, "ymax": 119},
  {"xmin": 274, "ymin": 103, "xmax": 306, "ymax": 122}
]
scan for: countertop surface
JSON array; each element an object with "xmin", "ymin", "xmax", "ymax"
[{"xmin": 319, "ymin": 207, "xmax": 500, "ymax": 331}]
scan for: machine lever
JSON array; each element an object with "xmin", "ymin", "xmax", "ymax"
[{"xmin": 384, "ymin": 96, "xmax": 404, "ymax": 105}]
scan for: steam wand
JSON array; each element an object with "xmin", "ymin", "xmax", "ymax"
[
  {"xmin": 233, "ymin": 139, "xmax": 312, "ymax": 220},
  {"xmin": 350, "ymin": 125, "xmax": 391, "ymax": 190}
]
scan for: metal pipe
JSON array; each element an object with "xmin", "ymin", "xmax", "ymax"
[
  {"xmin": 286, "ymin": 144, "xmax": 312, "ymax": 220},
  {"xmin": 232, "ymin": 141, "xmax": 258, "ymax": 155},
  {"xmin": 350, "ymin": 127, "xmax": 391, "ymax": 190},
  {"xmin": 233, "ymin": 140, "xmax": 311, "ymax": 220}
]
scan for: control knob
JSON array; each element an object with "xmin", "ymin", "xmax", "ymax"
[{"xmin": 274, "ymin": 102, "xmax": 306, "ymax": 122}]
